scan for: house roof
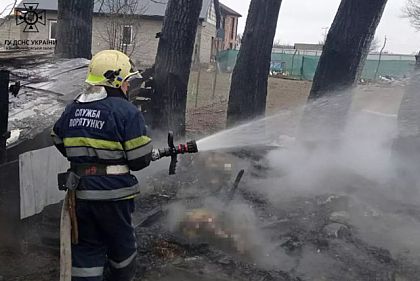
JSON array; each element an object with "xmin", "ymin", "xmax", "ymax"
[
  {"xmin": 16, "ymin": 0, "xmax": 57, "ymax": 12},
  {"xmin": 16, "ymin": 0, "xmax": 217, "ymax": 20},
  {"xmin": 219, "ymin": 2, "xmax": 241, "ymax": 17}
]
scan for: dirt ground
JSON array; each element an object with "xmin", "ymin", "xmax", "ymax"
[
  {"xmin": 0, "ymin": 72, "xmax": 412, "ymax": 281},
  {"xmin": 186, "ymin": 71, "xmax": 312, "ymax": 139},
  {"xmin": 186, "ymin": 70, "xmax": 405, "ymax": 139}
]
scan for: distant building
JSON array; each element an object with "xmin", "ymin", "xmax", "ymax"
[
  {"xmin": 207, "ymin": 2, "xmax": 241, "ymax": 62},
  {"xmin": 294, "ymin": 43, "xmax": 324, "ymax": 52},
  {"xmin": 274, "ymin": 44, "xmax": 294, "ymax": 50},
  {"xmin": 272, "ymin": 43, "xmax": 324, "ymax": 56},
  {"xmin": 0, "ymin": 0, "xmax": 241, "ymax": 66},
  {"xmin": 272, "ymin": 44, "xmax": 294, "ymax": 54},
  {"xmin": 220, "ymin": 3, "xmax": 241, "ymax": 50}
]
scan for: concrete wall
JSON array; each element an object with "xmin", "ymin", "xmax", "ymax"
[
  {"xmin": 197, "ymin": 22, "xmax": 217, "ymax": 64},
  {"xmin": 92, "ymin": 16, "xmax": 216, "ymax": 66},
  {"xmin": 92, "ymin": 16, "xmax": 162, "ymax": 67},
  {"xmin": 0, "ymin": 17, "xmax": 21, "ymax": 47},
  {"xmin": 23, "ymin": 11, "xmax": 58, "ymax": 41},
  {"xmin": 0, "ymin": 11, "xmax": 57, "ymax": 47},
  {"xmin": 0, "ymin": 12, "xmax": 216, "ymax": 66}
]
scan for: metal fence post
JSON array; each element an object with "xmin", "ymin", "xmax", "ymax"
[
  {"xmin": 290, "ymin": 49, "xmax": 297, "ymax": 77},
  {"xmin": 194, "ymin": 65, "xmax": 201, "ymax": 108},
  {"xmin": 0, "ymin": 70, "xmax": 10, "ymax": 164},
  {"xmin": 300, "ymin": 56, "xmax": 305, "ymax": 80}
]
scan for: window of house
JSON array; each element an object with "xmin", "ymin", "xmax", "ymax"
[
  {"xmin": 231, "ymin": 18, "xmax": 235, "ymax": 40},
  {"xmin": 49, "ymin": 20, "xmax": 57, "ymax": 40},
  {"xmin": 211, "ymin": 36, "xmax": 215, "ymax": 61},
  {"xmin": 122, "ymin": 25, "xmax": 133, "ymax": 45}
]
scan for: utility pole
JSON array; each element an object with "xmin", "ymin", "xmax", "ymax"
[{"xmin": 0, "ymin": 70, "xmax": 10, "ymax": 164}]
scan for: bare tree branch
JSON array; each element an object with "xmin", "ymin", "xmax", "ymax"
[
  {"xmin": 0, "ymin": 0, "xmax": 18, "ymax": 28},
  {"xmin": 93, "ymin": 0, "xmax": 150, "ymax": 60},
  {"xmin": 0, "ymin": 0, "xmax": 17, "ymax": 17},
  {"xmin": 404, "ymin": 0, "xmax": 420, "ymax": 30},
  {"xmin": 96, "ymin": 0, "xmax": 105, "ymax": 13},
  {"xmin": 149, "ymin": 0, "xmax": 166, "ymax": 4}
]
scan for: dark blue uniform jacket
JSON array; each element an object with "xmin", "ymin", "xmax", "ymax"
[{"xmin": 52, "ymin": 91, "xmax": 152, "ymax": 200}]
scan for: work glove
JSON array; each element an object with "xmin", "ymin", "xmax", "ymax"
[{"xmin": 151, "ymin": 148, "xmax": 161, "ymax": 161}]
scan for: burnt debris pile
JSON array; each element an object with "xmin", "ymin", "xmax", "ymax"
[{"xmin": 130, "ymin": 150, "xmax": 420, "ymax": 281}]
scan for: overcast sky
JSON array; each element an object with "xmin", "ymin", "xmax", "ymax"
[
  {"xmin": 222, "ymin": 0, "xmax": 420, "ymax": 54},
  {"xmin": 1, "ymin": 0, "xmax": 419, "ymax": 54}
]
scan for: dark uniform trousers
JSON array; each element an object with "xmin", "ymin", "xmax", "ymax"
[{"xmin": 72, "ymin": 199, "xmax": 137, "ymax": 281}]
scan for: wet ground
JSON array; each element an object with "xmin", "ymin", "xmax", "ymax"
[
  {"xmin": 1, "ymin": 57, "xmax": 417, "ymax": 280},
  {"xmin": 2, "ymin": 146, "xmax": 420, "ymax": 281},
  {"xmin": 129, "ymin": 151, "xmax": 420, "ymax": 281}
]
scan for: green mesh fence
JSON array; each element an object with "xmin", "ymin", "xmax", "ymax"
[
  {"xmin": 217, "ymin": 50, "xmax": 239, "ymax": 72},
  {"xmin": 217, "ymin": 50, "xmax": 415, "ymax": 81},
  {"xmin": 361, "ymin": 59, "xmax": 415, "ymax": 80}
]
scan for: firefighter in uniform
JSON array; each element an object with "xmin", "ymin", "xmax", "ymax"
[{"xmin": 51, "ymin": 50, "xmax": 152, "ymax": 281}]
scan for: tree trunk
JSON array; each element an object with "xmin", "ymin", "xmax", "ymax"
[
  {"xmin": 55, "ymin": 0, "xmax": 94, "ymax": 59},
  {"xmin": 151, "ymin": 0, "xmax": 203, "ymax": 137},
  {"xmin": 299, "ymin": 0, "xmax": 388, "ymax": 142},
  {"xmin": 226, "ymin": 0, "xmax": 282, "ymax": 127},
  {"xmin": 0, "ymin": 70, "xmax": 10, "ymax": 164}
]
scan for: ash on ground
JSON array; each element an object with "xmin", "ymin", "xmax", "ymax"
[
  {"xmin": 2, "ymin": 57, "xmax": 419, "ymax": 281},
  {"xmin": 129, "ymin": 148, "xmax": 420, "ymax": 281}
]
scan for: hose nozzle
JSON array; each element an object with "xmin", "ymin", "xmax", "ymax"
[
  {"xmin": 153, "ymin": 132, "xmax": 199, "ymax": 175},
  {"xmin": 177, "ymin": 140, "xmax": 198, "ymax": 154}
]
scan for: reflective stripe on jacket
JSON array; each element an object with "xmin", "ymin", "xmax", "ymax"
[{"xmin": 51, "ymin": 91, "xmax": 152, "ymax": 200}]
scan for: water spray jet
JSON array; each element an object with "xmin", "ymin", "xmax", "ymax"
[{"xmin": 196, "ymin": 114, "xmax": 288, "ymax": 152}]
